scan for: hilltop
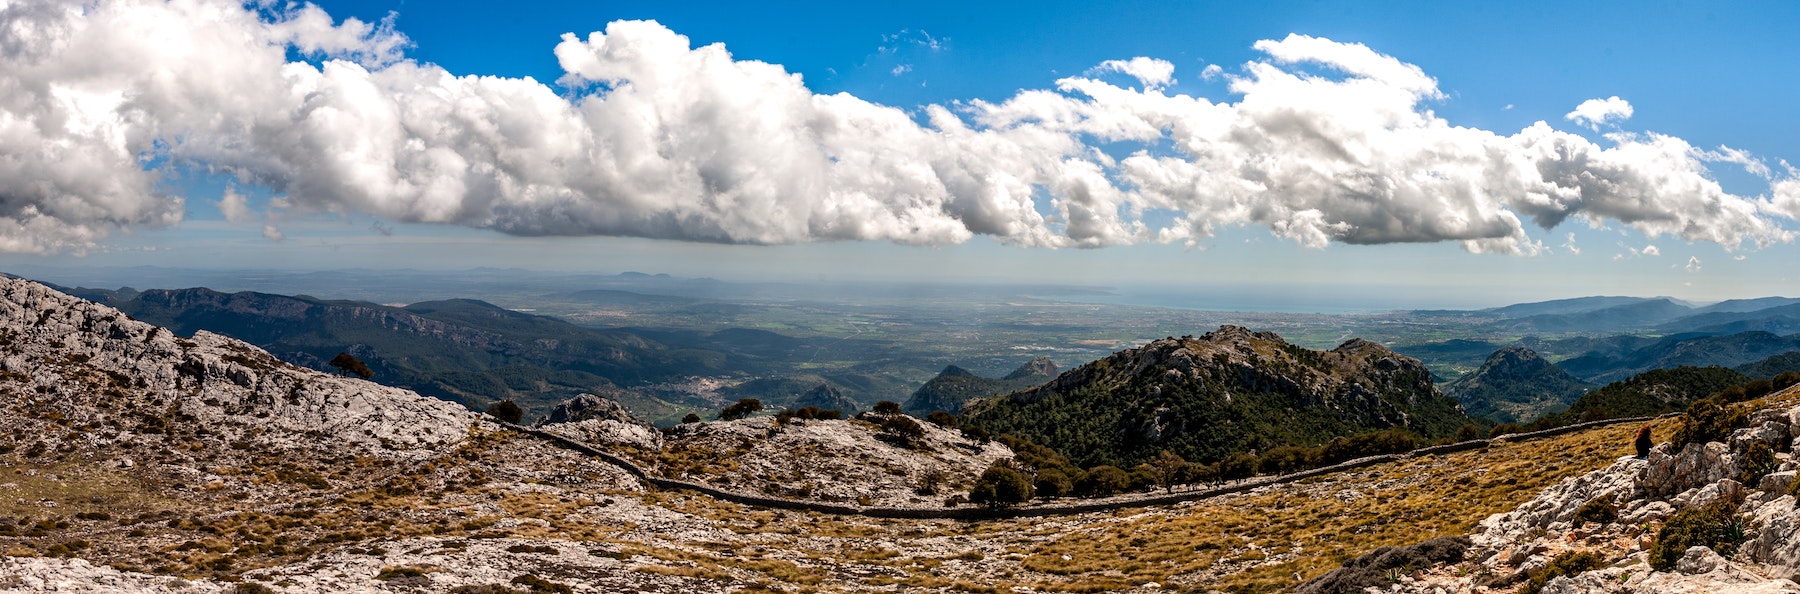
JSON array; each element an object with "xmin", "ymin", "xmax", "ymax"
[
  {"xmin": 1443, "ymin": 346, "xmax": 1591, "ymax": 423},
  {"xmin": 902, "ymin": 356, "xmax": 1058, "ymax": 416},
  {"xmin": 963, "ymin": 326, "xmax": 1474, "ymax": 468}
]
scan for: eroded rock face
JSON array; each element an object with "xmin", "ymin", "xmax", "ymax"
[
  {"xmin": 0, "ymin": 277, "xmax": 477, "ymax": 458},
  {"xmin": 1371, "ymin": 388, "xmax": 1800, "ymax": 594}
]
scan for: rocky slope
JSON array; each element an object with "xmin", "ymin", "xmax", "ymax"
[
  {"xmin": 793, "ymin": 383, "xmax": 860, "ymax": 414},
  {"xmin": 902, "ymin": 356, "xmax": 1058, "ymax": 416},
  {"xmin": 1444, "ymin": 346, "xmax": 1591, "ymax": 423},
  {"xmin": 1323, "ymin": 388, "xmax": 1800, "ymax": 593},
  {"xmin": 964, "ymin": 326, "xmax": 1474, "ymax": 467}
]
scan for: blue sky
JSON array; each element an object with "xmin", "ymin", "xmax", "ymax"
[{"xmin": 1, "ymin": 0, "xmax": 1797, "ymax": 309}]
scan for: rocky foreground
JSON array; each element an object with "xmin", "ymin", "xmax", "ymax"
[
  {"xmin": 4, "ymin": 274, "xmax": 1800, "ymax": 593},
  {"xmin": 1308, "ymin": 390, "xmax": 1800, "ymax": 593}
]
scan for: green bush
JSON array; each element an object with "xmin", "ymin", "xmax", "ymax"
[
  {"xmin": 719, "ymin": 398, "xmax": 763, "ymax": 421},
  {"xmin": 1573, "ymin": 497, "xmax": 1617, "ymax": 528},
  {"xmin": 926, "ymin": 410, "xmax": 957, "ymax": 427},
  {"xmin": 1488, "ymin": 423, "xmax": 1525, "ymax": 439},
  {"xmin": 1455, "ymin": 423, "xmax": 1484, "ymax": 442},
  {"xmin": 872, "ymin": 400, "xmax": 902, "ymax": 415},
  {"xmin": 485, "ymin": 400, "xmax": 523, "ymax": 424},
  {"xmin": 680, "ymin": 413, "xmax": 701, "ymax": 424},
  {"xmin": 1031, "ymin": 468, "xmax": 1071, "ymax": 498},
  {"xmin": 969, "ymin": 464, "xmax": 1034, "ymax": 508},
  {"xmin": 1648, "ymin": 499, "xmax": 1751, "ymax": 572},
  {"xmin": 1672, "ymin": 398, "xmax": 1747, "ymax": 449},
  {"xmin": 1774, "ymin": 371, "xmax": 1800, "ymax": 391},
  {"xmin": 1738, "ymin": 441, "xmax": 1778, "ymax": 487},
  {"xmin": 1520, "ymin": 550, "xmax": 1604, "ymax": 594},
  {"xmin": 1076, "ymin": 465, "xmax": 1131, "ymax": 497}
]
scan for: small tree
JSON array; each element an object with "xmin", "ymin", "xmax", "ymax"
[
  {"xmin": 1077, "ymin": 465, "xmax": 1130, "ymax": 497},
  {"xmin": 873, "ymin": 400, "xmax": 902, "ymax": 415},
  {"xmin": 680, "ymin": 413, "xmax": 702, "ymax": 424},
  {"xmin": 486, "ymin": 400, "xmax": 523, "ymax": 424},
  {"xmin": 328, "ymin": 352, "xmax": 373, "ymax": 379},
  {"xmin": 969, "ymin": 463, "xmax": 1034, "ymax": 508},
  {"xmin": 1220, "ymin": 452, "xmax": 1258, "ymax": 482},
  {"xmin": 1152, "ymin": 450, "xmax": 1187, "ymax": 492},
  {"xmin": 719, "ymin": 398, "xmax": 763, "ymax": 421},
  {"xmin": 926, "ymin": 411, "xmax": 957, "ymax": 427}
]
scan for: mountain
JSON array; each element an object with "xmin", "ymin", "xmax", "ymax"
[
  {"xmin": 1557, "ymin": 330, "xmax": 1800, "ymax": 383},
  {"xmin": 1694, "ymin": 296, "xmax": 1800, "ymax": 314},
  {"xmin": 1657, "ymin": 302, "xmax": 1800, "ymax": 336},
  {"xmin": 963, "ymin": 326, "xmax": 1474, "ymax": 468},
  {"xmin": 1500, "ymin": 298, "xmax": 1695, "ymax": 333},
  {"xmin": 902, "ymin": 356, "xmax": 1059, "ymax": 416},
  {"xmin": 1557, "ymin": 365, "xmax": 1750, "ymax": 420},
  {"xmin": 1482, "ymin": 296, "xmax": 1661, "ymax": 318},
  {"xmin": 1735, "ymin": 350, "xmax": 1800, "ymax": 380},
  {"xmin": 1440, "ymin": 347, "xmax": 1590, "ymax": 423},
  {"xmin": 793, "ymin": 383, "xmax": 860, "ymax": 413},
  {"xmin": 57, "ymin": 285, "xmax": 712, "ymax": 424}
]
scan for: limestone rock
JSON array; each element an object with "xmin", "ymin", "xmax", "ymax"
[{"xmin": 540, "ymin": 392, "xmax": 645, "ymax": 426}]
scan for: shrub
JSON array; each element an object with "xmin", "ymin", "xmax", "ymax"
[
  {"xmin": 926, "ymin": 410, "xmax": 957, "ymax": 427},
  {"xmin": 680, "ymin": 413, "xmax": 701, "ymax": 424},
  {"xmin": 1033, "ymin": 468, "xmax": 1073, "ymax": 498},
  {"xmin": 719, "ymin": 398, "xmax": 763, "ymax": 421},
  {"xmin": 1572, "ymin": 497, "xmax": 1617, "ymax": 528},
  {"xmin": 1744, "ymin": 380, "xmax": 1774, "ymax": 401},
  {"xmin": 1737, "ymin": 441, "xmax": 1778, "ymax": 486},
  {"xmin": 1648, "ymin": 498, "xmax": 1751, "ymax": 572},
  {"xmin": 1774, "ymin": 371, "xmax": 1800, "ymax": 391},
  {"xmin": 1219, "ymin": 452, "xmax": 1258, "ymax": 481},
  {"xmin": 959, "ymin": 425, "xmax": 990, "ymax": 442},
  {"xmin": 1672, "ymin": 397, "xmax": 1747, "ymax": 449},
  {"xmin": 485, "ymin": 400, "xmax": 523, "ymax": 424},
  {"xmin": 1519, "ymin": 550, "xmax": 1604, "ymax": 594},
  {"xmin": 968, "ymin": 464, "xmax": 1033, "ymax": 508},
  {"xmin": 1257, "ymin": 446, "xmax": 1311, "ymax": 476},
  {"xmin": 1455, "ymin": 423, "xmax": 1484, "ymax": 442},
  {"xmin": 882, "ymin": 415, "xmax": 925, "ymax": 438},
  {"xmin": 873, "ymin": 400, "xmax": 902, "ymax": 415},
  {"xmin": 376, "ymin": 565, "xmax": 429, "ymax": 581},
  {"xmin": 1076, "ymin": 465, "xmax": 1130, "ymax": 497}
]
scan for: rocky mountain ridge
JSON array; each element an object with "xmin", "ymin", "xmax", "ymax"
[{"xmin": 964, "ymin": 325, "xmax": 1474, "ymax": 467}]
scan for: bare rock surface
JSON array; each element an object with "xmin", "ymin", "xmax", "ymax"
[
  {"xmin": 641, "ymin": 413, "xmax": 1013, "ymax": 507},
  {"xmin": 1371, "ymin": 387, "xmax": 1800, "ymax": 594}
]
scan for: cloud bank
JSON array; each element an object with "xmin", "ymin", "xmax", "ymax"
[{"xmin": 0, "ymin": 1, "xmax": 1795, "ymax": 255}]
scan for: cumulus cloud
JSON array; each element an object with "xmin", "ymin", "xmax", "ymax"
[
  {"xmin": 1685, "ymin": 256, "xmax": 1701, "ymax": 272},
  {"xmin": 217, "ymin": 187, "xmax": 253, "ymax": 225},
  {"xmin": 1565, "ymin": 96, "xmax": 1633, "ymax": 130},
  {"xmin": 0, "ymin": 3, "xmax": 1794, "ymax": 256},
  {"xmin": 1562, "ymin": 232, "xmax": 1580, "ymax": 255},
  {"xmin": 1092, "ymin": 57, "xmax": 1176, "ymax": 90}
]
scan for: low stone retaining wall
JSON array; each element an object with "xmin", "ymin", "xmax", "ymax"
[{"xmin": 498, "ymin": 413, "xmax": 1667, "ymax": 520}]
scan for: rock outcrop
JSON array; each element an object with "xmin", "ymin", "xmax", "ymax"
[
  {"xmin": 536, "ymin": 392, "xmax": 663, "ymax": 449},
  {"xmin": 0, "ymin": 276, "xmax": 476, "ymax": 458},
  {"xmin": 902, "ymin": 357, "xmax": 1058, "ymax": 416},
  {"xmin": 1360, "ymin": 388, "xmax": 1800, "ymax": 593}
]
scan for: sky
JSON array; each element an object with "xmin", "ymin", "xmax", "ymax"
[{"xmin": 1, "ymin": 0, "xmax": 1799, "ymax": 309}]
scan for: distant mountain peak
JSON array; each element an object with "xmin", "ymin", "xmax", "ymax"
[
  {"xmin": 1442, "ymin": 346, "xmax": 1588, "ymax": 423},
  {"xmin": 1002, "ymin": 356, "xmax": 1058, "ymax": 381}
]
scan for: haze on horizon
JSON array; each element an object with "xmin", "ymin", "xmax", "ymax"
[{"xmin": 1, "ymin": 0, "xmax": 1797, "ymax": 307}]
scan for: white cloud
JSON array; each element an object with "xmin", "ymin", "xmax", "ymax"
[
  {"xmin": 262, "ymin": 224, "xmax": 284, "ymax": 241},
  {"xmin": 1561, "ymin": 232, "xmax": 1580, "ymax": 255},
  {"xmin": 1642, "ymin": 244, "xmax": 1661, "ymax": 257},
  {"xmin": 1565, "ymin": 96, "xmax": 1633, "ymax": 130},
  {"xmin": 891, "ymin": 64, "xmax": 912, "ymax": 76},
  {"xmin": 1200, "ymin": 64, "xmax": 1224, "ymax": 81},
  {"xmin": 1685, "ymin": 256, "xmax": 1701, "ymax": 272},
  {"xmin": 218, "ymin": 187, "xmax": 253, "ymax": 224},
  {"xmin": 1092, "ymin": 57, "xmax": 1176, "ymax": 91},
  {"xmin": 0, "ymin": 5, "xmax": 1792, "ymax": 257}
]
